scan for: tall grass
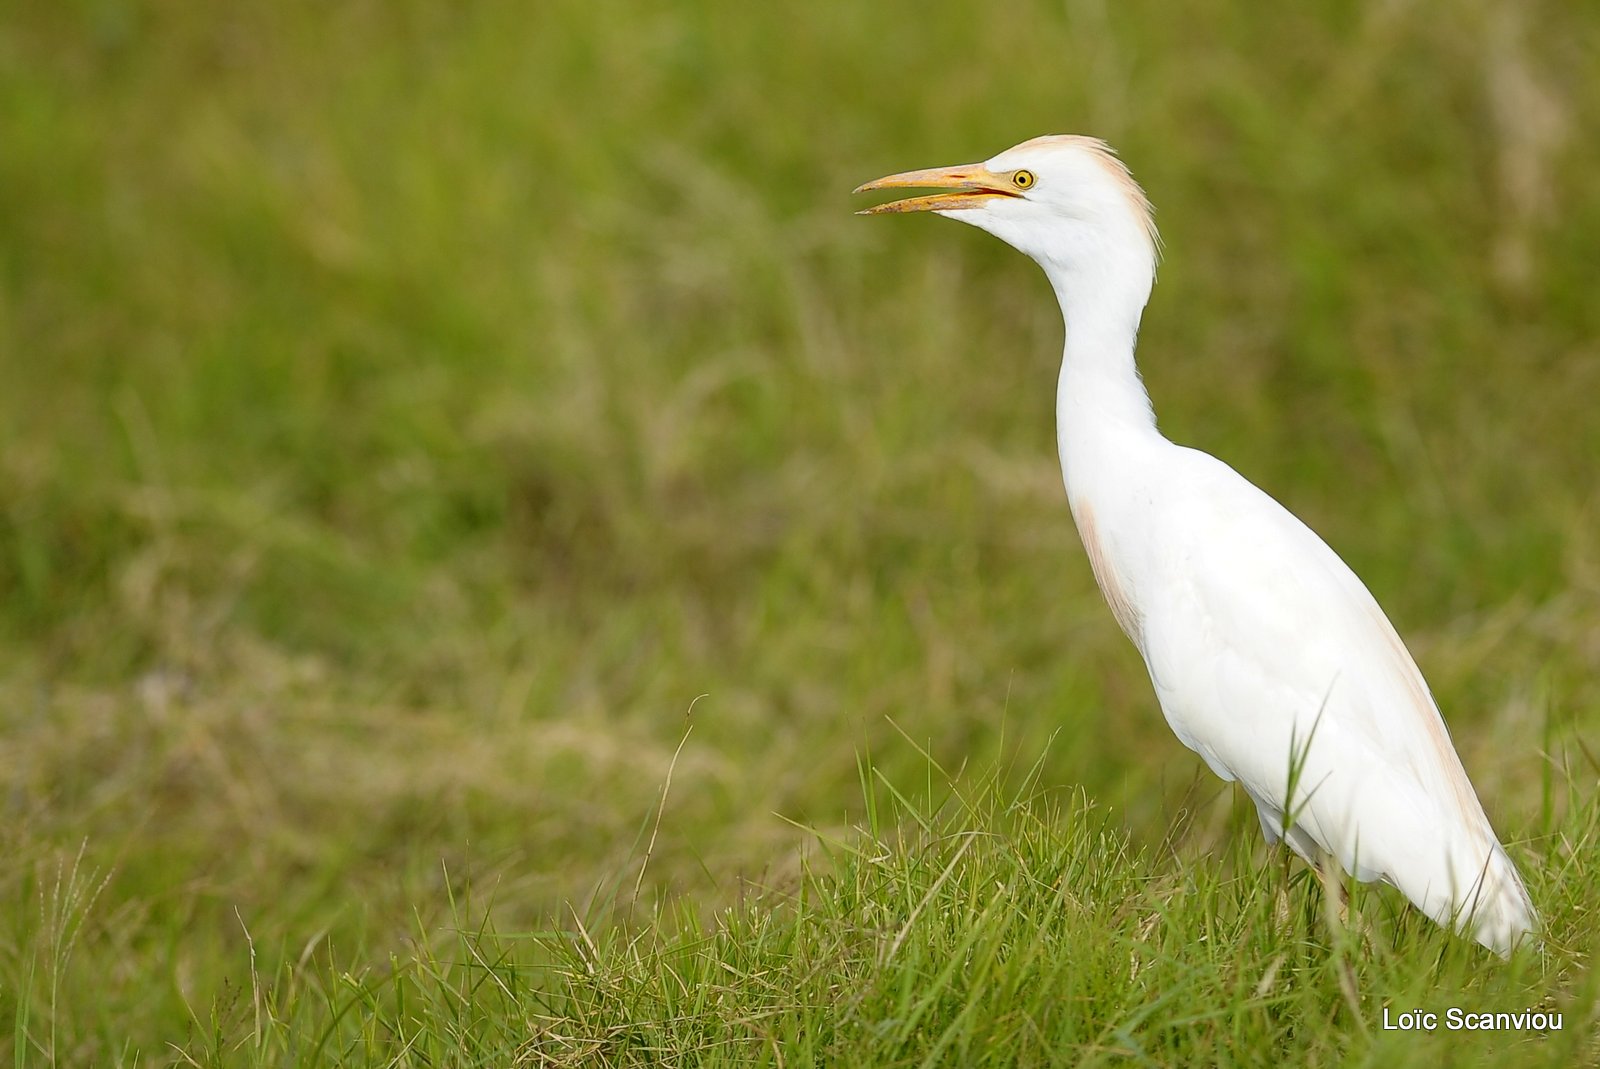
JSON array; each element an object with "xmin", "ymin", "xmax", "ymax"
[{"xmin": 1, "ymin": 0, "xmax": 1597, "ymax": 1062}]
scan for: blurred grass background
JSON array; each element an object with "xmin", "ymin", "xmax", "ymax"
[{"xmin": 2, "ymin": 0, "xmax": 1598, "ymax": 1059}]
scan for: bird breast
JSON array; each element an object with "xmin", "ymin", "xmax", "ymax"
[{"xmin": 1073, "ymin": 500, "xmax": 1144, "ymax": 646}]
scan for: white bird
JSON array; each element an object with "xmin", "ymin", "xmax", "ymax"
[{"xmin": 855, "ymin": 135, "xmax": 1535, "ymax": 954}]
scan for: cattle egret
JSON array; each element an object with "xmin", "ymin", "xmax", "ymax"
[{"xmin": 855, "ymin": 135, "xmax": 1535, "ymax": 954}]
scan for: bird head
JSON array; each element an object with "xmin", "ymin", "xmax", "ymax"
[{"xmin": 854, "ymin": 135, "xmax": 1159, "ymax": 277}]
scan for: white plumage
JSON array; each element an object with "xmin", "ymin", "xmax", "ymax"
[{"xmin": 856, "ymin": 134, "xmax": 1535, "ymax": 954}]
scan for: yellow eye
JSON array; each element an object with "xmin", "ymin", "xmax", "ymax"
[{"xmin": 1013, "ymin": 169, "xmax": 1035, "ymax": 190}]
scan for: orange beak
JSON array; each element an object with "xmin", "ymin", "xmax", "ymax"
[{"xmin": 853, "ymin": 163, "xmax": 1021, "ymax": 214}]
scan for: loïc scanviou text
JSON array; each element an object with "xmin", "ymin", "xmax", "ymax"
[{"xmin": 1382, "ymin": 1006, "xmax": 1562, "ymax": 1032}]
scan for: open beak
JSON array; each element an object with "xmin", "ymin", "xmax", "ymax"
[{"xmin": 853, "ymin": 164, "xmax": 1020, "ymax": 214}]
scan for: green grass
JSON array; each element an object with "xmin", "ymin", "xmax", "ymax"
[
  {"xmin": 24, "ymin": 744, "xmax": 1596, "ymax": 1066},
  {"xmin": 3, "ymin": 0, "xmax": 1599, "ymax": 1063}
]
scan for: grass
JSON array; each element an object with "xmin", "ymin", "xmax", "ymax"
[
  {"xmin": 26, "ymin": 744, "xmax": 1598, "ymax": 1066},
  {"xmin": 499, "ymin": 762, "xmax": 1598, "ymax": 1067},
  {"xmin": 2, "ymin": 0, "xmax": 1599, "ymax": 1063}
]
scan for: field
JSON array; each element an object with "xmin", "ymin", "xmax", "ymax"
[{"xmin": 3, "ymin": 0, "xmax": 1599, "ymax": 1064}]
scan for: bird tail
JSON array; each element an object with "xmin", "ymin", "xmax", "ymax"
[{"xmin": 1460, "ymin": 842, "xmax": 1537, "ymax": 957}]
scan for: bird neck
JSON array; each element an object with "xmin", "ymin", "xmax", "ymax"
[{"xmin": 1045, "ymin": 254, "xmax": 1161, "ymax": 472}]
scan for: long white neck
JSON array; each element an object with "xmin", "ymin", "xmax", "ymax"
[{"xmin": 1041, "ymin": 246, "xmax": 1164, "ymax": 504}]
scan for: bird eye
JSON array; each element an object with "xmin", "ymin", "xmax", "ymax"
[{"xmin": 1013, "ymin": 169, "xmax": 1036, "ymax": 190}]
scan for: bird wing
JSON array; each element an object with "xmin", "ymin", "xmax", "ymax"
[{"xmin": 1128, "ymin": 446, "xmax": 1532, "ymax": 948}]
